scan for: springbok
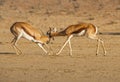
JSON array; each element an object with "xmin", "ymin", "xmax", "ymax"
[
  {"xmin": 47, "ymin": 22, "xmax": 106, "ymax": 56},
  {"xmin": 10, "ymin": 22, "xmax": 50, "ymax": 55}
]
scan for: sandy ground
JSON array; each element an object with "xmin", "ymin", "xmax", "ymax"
[{"xmin": 0, "ymin": 0, "xmax": 120, "ymax": 82}]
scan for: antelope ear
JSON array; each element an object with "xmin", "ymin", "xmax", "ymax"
[{"xmin": 53, "ymin": 28, "xmax": 57, "ymax": 32}]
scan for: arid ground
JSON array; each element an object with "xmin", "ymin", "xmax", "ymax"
[{"xmin": 0, "ymin": 0, "xmax": 120, "ymax": 82}]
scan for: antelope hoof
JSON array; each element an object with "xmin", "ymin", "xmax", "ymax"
[
  {"xmin": 56, "ymin": 53, "xmax": 59, "ymax": 55},
  {"xmin": 46, "ymin": 52, "xmax": 51, "ymax": 55},
  {"xmin": 16, "ymin": 52, "xmax": 22, "ymax": 55},
  {"xmin": 96, "ymin": 53, "xmax": 98, "ymax": 56}
]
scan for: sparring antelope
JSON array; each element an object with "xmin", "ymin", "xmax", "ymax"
[
  {"xmin": 10, "ymin": 22, "xmax": 50, "ymax": 55},
  {"xmin": 47, "ymin": 22, "xmax": 106, "ymax": 56}
]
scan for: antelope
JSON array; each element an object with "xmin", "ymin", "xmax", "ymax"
[
  {"xmin": 10, "ymin": 22, "xmax": 50, "ymax": 55},
  {"xmin": 47, "ymin": 22, "xmax": 106, "ymax": 56}
]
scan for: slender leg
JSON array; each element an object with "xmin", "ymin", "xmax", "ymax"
[
  {"xmin": 12, "ymin": 44, "xmax": 22, "ymax": 55},
  {"xmin": 37, "ymin": 43, "xmax": 48, "ymax": 54},
  {"xmin": 44, "ymin": 43, "xmax": 54, "ymax": 55},
  {"xmin": 11, "ymin": 36, "xmax": 22, "ymax": 55},
  {"xmin": 99, "ymin": 39, "xmax": 106, "ymax": 56},
  {"xmin": 44, "ymin": 43, "xmax": 52, "ymax": 51},
  {"xmin": 96, "ymin": 38, "xmax": 106, "ymax": 56},
  {"xmin": 96, "ymin": 39, "xmax": 100, "ymax": 55},
  {"xmin": 88, "ymin": 34, "xmax": 100, "ymax": 55},
  {"xmin": 56, "ymin": 35, "xmax": 73, "ymax": 55},
  {"xmin": 56, "ymin": 39, "xmax": 69, "ymax": 55},
  {"xmin": 88, "ymin": 34, "xmax": 106, "ymax": 56},
  {"xmin": 89, "ymin": 34, "xmax": 106, "ymax": 56},
  {"xmin": 68, "ymin": 40, "xmax": 72, "ymax": 56},
  {"xmin": 11, "ymin": 37, "xmax": 16, "ymax": 43}
]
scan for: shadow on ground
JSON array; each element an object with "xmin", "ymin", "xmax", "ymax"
[{"xmin": 99, "ymin": 32, "xmax": 120, "ymax": 35}]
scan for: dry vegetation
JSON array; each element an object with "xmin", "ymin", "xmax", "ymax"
[{"xmin": 0, "ymin": 0, "xmax": 120, "ymax": 82}]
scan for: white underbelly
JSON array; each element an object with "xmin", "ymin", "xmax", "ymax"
[
  {"xmin": 78, "ymin": 30, "xmax": 86, "ymax": 36},
  {"xmin": 22, "ymin": 30, "xmax": 35, "ymax": 41}
]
